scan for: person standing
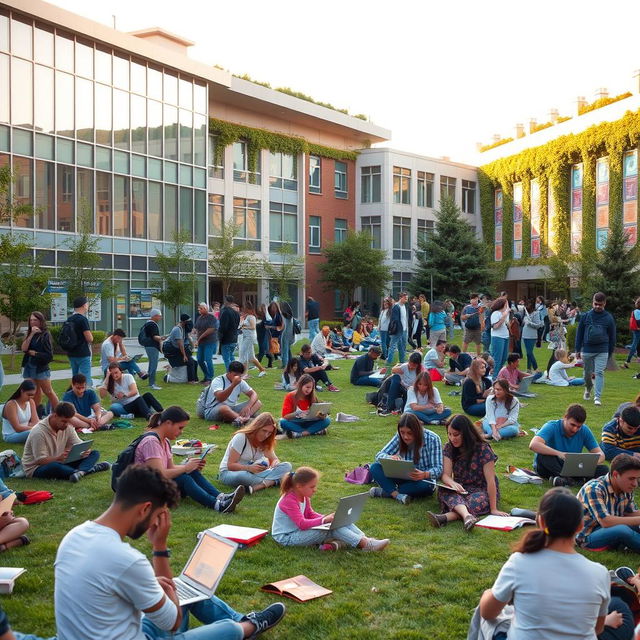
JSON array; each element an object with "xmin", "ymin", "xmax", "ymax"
[
  {"xmin": 279, "ymin": 301, "xmax": 295, "ymax": 369},
  {"xmin": 461, "ymin": 294, "xmax": 483, "ymax": 356},
  {"xmin": 141, "ymin": 309, "xmax": 163, "ymax": 390},
  {"xmin": 21, "ymin": 310, "xmax": 58, "ymax": 409},
  {"xmin": 238, "ymin": 303, "xmax": 266, "ymax": 377},
  {"xmin": 624, "ymin": 297, "xmax": 640, "ymax": 368},
  {"xmin": 385, "ymin": 292, "xmax": 409, "ymax": 367},
  {"xmin": 576, "ymin": 292, "xmax": 616, "ymax": 407},
  {"xmin": 378, "ymin": 297, "xmax": 393, "ymax": 360},
  {"xmin": 194, "ymin": 302, "xmax": 218, "ymax": 384},
  {"xmin": 218, "ymin": 295, "xmax": 240, "ymax": 371},
  {"xmin": 489, "ymin": 296, "xmax": 511, "ymax": 380},
  {"xmin": 419, "ymin": 294, "xmax": 430, "ymax": 343},
  {"xmin": 64, "ymin": 296, "xmax": 94, "ymax": 387},
  {"xmin": 306, "ymin": 296, "xmax": 320, "ymax": 342}
]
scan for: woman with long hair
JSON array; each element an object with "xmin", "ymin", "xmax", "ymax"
[
  {"xmin": 481, "ymin": 379, "xmax": 520, "ymax": 441},
  {"xmin": 369, "ymin": 413, "xmax": 443, "ymax": 505},
  {"xmin": 280, "ymin": 373, "xmax": 330, "ymax": 438},
  {"xmin": 1, "ymin": 380, "xmax": 38, "ymax": 443},
  {"xmin": 624, "ymin": 297, "xmax": 640, "ymax": 368},
  {"xmin": 378, "ymin": 297, "xmax": 393, "ymax": 360},
  {"xmin": 404, "ymin": 372, "xmax": 451, "ymax": 424},
  {"xmin": 256, "ymin": 303, "xmax": 274, "ymax": 368},
  {"xmin": 461, "ymin": 358, "xmax": 492, "ymax": 417},
  {"xmin": 522, "ymin": 299, "xmax": 543, "ymax": 372},
  {"xmin": 279, "ymin": 301, "xmax": 295, "ymax": 369},
  {"xmin": 282, "ymin": 357, "xmax": 301, "ymax": 391},
  {"xmin": 490, "ymin": 296, "xmax": 511, "ymax": 377},
  {"xmin": 265, "ymin": 301, "xmax": 284, "ymax": 362},
  {"xmin": 218, "ymin": 412, "xmax": 292, "ymax": 493},
  {"xmin": 238, "ymin": 302, "xmax": 266, "ymax": 377},
  {"xmin": 21, "ymin": 311, "xmax": 57, "ymax": 409},
  {"xmin": 98, "ymin": 362, "xmax": 163, "ymax": 419},
  {"xmin": 427, "ymin": 414, "xmax": 505, "ymax": 530}
]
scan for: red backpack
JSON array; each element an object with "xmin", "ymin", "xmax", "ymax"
[{"xmin": 631, "ymin": 310, "xmax": 639, "ymax": 331}]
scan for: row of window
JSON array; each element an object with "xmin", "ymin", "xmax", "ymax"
[{"xmin": 308, "ymin": 216, "xmax": 347, "ymax": 253}]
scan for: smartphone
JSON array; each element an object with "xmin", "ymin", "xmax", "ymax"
[{"xmin": 199, "ymin": 445, "xmax": 215, "ymax": 459}]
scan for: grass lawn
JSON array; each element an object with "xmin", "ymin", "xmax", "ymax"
[{"xmin": 3, "ymin": 337, "xmax": 640, "ymax": 639}]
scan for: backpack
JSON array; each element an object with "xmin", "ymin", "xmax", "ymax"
[
  {"xmin": 138, "ymin": 321, "xmax": 155, "ymax": 347},
  {"xmin": 0, "ymin": 449, "xmax": 24, "ymax": 479},
  {"xmin": 111, "ymin": 432, "xmax": 161, "ymax": 491},
  {"xmin": 465, "ymin": 309, "xmax": 480, "ymax": 330},
  {"xmin": 161, "ymin": 338, "xmax": 180, "ymax": 357},
  {"xmin": 196, "ymin": 376, "xmax": 227, "ymax": 418},
  {"xmin": 293, "ymin": 318, "xmax": 301, "ymax": 335},
  {"xmin": 58, "ymin": 318, "xmax": 80, "ymax": 351},
  {"xmin": 631, "ymin": 311, "xmax": 639, "ymax": 332},
  {"xmin": 584, "ymin": 312, "xmax": 608, "ymax": 346}
]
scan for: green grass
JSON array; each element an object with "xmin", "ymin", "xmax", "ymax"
[
  {"xmin": 0, "ymin": 353, "xmax": 103, "ymax": 373},
  {"xmin": 3, "ymin": 338, "xmax": 639, "ymax": 639}
]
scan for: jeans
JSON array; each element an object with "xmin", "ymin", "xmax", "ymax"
[
  {"xmin": 405, "ymin": 408, "xmax": 452, "ymax": 423},
  {"xmin": 429, "ymin": 329, "xmax": 446, "ymax": 346},
  {"xmin": 567, "ymin": 377, "xmax": 585, "ymax": 386},
  {"xmin": 280, "ymin": 333, "xmax": 292, "ymax": 369},
  {"xmin": 219, "ymin": 462, "xmax": 292, "ymax": 487},
  {"xmin": 69, "ymin": 356, "xmax": 93, "ymax": 387},
  {"xmin": 145, "ymin": 347, "xmax": 160, "ymax": 387},
  {"xmin": 221, "ymin": 343, "xmax": 236, "ymax": 371},
  {"xmin": 197, "ymin": 342, "xmax": 216, "ymax": 382},
  {"xmin": 490, "ymin": 336, "xmax": 509, "ymax": 379},
  {"xmin": 353, "ymin": 376, "xmax": 382, "ymax": 387},
  {"xmin": 116, "ymin": 393, "xmax": 163, "ymax": 419},
  {"xmin": 583, "ymin": 524, "xmax": 640, "ymax": 551},
  {"xmin": 582, "ymin": 351, "xmax": 609, "ymax": 399},
  {"xmin": 598, "ymin": 597, "xmax": 635, "ymax": 640},
  {"xmin": 445, "ymin": 316, "xmax": 454, "ymax": 341},
  {"xmin": 32, "ymin": 449, "xmax": 100, "ymax": 480},
  {"xmin": 308, "ymin": 318, "xmax": 320, "ymax": 342},
  {"xmin": 279, "ymin": 417, "xmax": 330, "ymax": 434},
  {"xmin": 385, "ymin": 374, "xmax": 407, "ymax": 412},
  {"xmin": 627, "ymin": 330, "xmax": 640, "ymax": 363},
  {"xmin": 174, "ymin": 470, "xmax": 220, "ymax": 508},
  {"xmin": 273, "ymin": 523, "xmax": 364, "ymax": 548},
  {"xmin": 534, "ymin": 454, "xmax": 609, "ymax": 480},
  {"xmin": 444, "ymin": 373, "xmax": 465, "ymax": 385},
  {"xmin": 379, "ymin": 330, "xmax": 389, "ymax": 359},
  {"xmin": 117, "ymin": 360, "xmax": 143, "ymax": 376},
  {"xmin": 369, "ymin": 462, "xmax": 436, "ymax": 497},
  {"xmin": 142, "ymin": 593, "xmax": 244, "ymax": 640},
  {"xmin": 465, "ymin": 402, "xmax": 486, "ymax": 417},
  {"xmin": 522, "ymin": 338, "xmax": 538, "ymax": 371},
  {"xmin": 385, "ymin": 331, "xmax": 407, "ymax": 367},
  {"xmin": 481, "ymin": 331, "xmax": 491, "ymax": 352},
  {"xmin": 3, "ymin": 430, "xmax": 29, "ymax": 444},
  {"xmin": 481, "ymin": 419, "xmax": 520, "ymax": 439},
  {"xmin": 0, "ymin": 358, "xmax": 4, "ymax": 392}
]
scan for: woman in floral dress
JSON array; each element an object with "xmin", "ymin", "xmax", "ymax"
[{"xmin": 427, "ymin": 414, "xmax": 506, "ymax": 531}]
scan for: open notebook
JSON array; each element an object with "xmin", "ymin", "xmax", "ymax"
[{"xmin": 262, "ymin": 575, "xmax": 331, "ymax": 602}]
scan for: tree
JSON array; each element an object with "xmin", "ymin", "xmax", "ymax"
[
  {"xmin": 263, "ymin": 244, "xmax": 304, "ymax": 302},
  {"xmin": 410, "ymin": 196, "xmax": 492, "ymax": 302},
  {"xmin": 207, "ymin": 223, "xmax": 263, "ymax": 296},
  {"xmin": 542, "ymin": 255, "xmax": 570, "ymax": 300},
  {"xmin": 0, "ymin": 166, "xmax": 32, "ymax": 224},
  {"xmin": 152, "ymin": 231, "xmax": 198, "ymax": 322},
  {"xmin": 318, "ymin": 231, "xmax": 392, "ymax": 307}
]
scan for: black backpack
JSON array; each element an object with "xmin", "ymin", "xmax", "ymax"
[
  {"xmin": 138, "ymin": 321, "xmax": 155, "ymax": 347},
  {"xmin": 111, "ymin": 432, "xmax": 161, "ymax": 491},
  {"xmin": 58, "ymin": 318, "xmax": 80, "ymax": 351}
]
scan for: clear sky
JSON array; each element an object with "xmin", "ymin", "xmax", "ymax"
[{"xmin": 47, "ymin": 0, "xmax": 640, "ymax": 165}]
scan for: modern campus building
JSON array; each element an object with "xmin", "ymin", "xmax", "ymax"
[{"xmin": 0, "ymin": 0, "xmax": 389, "ymax": 333}]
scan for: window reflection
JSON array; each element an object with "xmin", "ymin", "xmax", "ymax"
[
  {"xmin": 11, "ymin": 17, "xmax": 32, "ymax": 60},
  {"xmin": 194, "ymin": 114, "xmax": 206, "ymax": 166},
  {"xmin": 194, "ymin": 83, "xmax": 207, "ymax": 114},
  {"xmin": 179, "ymin": 109, "xmax": 192, "ymax": 164},
  {"xmin": 55, "ymin": 71, "xmax": 74, "ymax": 137},
  {"xmin": 148, "ymin": 181, "xmax": 162, "ymax": 240},
  {"xmin": 164, "ymin": 72, "xmax": 178, "ymax": 104},
  {"xmin": 55, "ymin": 33, "xmax": 74, "ymax": 72},
  {"xmin": 131, "ymin": 94, "xmax": 146, "ymax": 154},
  {"xmin": 180, "ymin": 186, "xmax": 193, "ymax": 240},
  {"xmin": 164, "ymin": 184, "xmax": 177, "ymax": 238},
  {"xmin": 194, "ymin": 190, "xmax": 205, "ymax": 243},
  {"xmin": 12, "ymin": 156, "xmax": 33, "ymax": 227},
  {"xmin": 95, "ymin": 83, "xmax": 112, "ymax": 145},
  {"xmin": 96, "ymin": 171, "xmax": 111, "ymax": 235},
  {"xmin": 11, "ymin": 58, "xmax": 32, "ymax": 128},
  {"xmin": 57, "ymin": 164, "xmax": 75, "ymax": 231},
  {"xmin": 76, "ymin": 77, "xmax": 94, "ymax": 142},
  {"xmin": 164, "ymin": 105, "xmax": 178, "ymax": 160},
  {"xmin": 34, "ymin": 26, "xmax": 54, "ymax": 65},
  {"xmin": 147, "ymin": 100, "xmax": 162, "ymax": 157},
  {"xmin": 34, "ymin": 65, "xmax": 54, "ymax": 133},
  {"xmin": 95, "ymin": 47, "xmax": 111, "ymax": 84},
  {"xmin": 0, "ymin": 54, "xmax": 9, "ymax": 124},
  {"xmin": 131, "ymin": 178, "xmax": 145, "ymax": 238},
  {"xmin": 179, "ymin": 78, "xmax": 192, "ymax": 110},
  {"xmin": 35, "ymin": 160, "xmax": 55, "ymax": 229},
  {"xmin": 148, "ymin": 66, "xmax": 162, "ymax": 101},
  {"xmin": 75, "ymin": 40, "xmax": 94, "ymax": 79},
  {"xmin": 113, "ymin": 89, "xmax": 129, "ymax": 150},
  {"xmin": 0, "ymin": 13, "xmax": 8, "ymax": 52},
  {"xmin": 113, "ymin": 54, "xmax": 129, "ymax": 90},
  {"xmin": 114, "ymin": 175, "xmax": 129, "ymax": 236},
  {"xmin": 130, "ymin": 60, "xmax": 146, "ymax": 95}
]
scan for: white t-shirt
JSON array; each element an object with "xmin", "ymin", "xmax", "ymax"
[
  {"xmin": 100, "ymin": 338, "xmax": 120, "ymax": 370},
  {"xmin": 404, "ymin": 386, "xmax": 442, "ymax": 412},
  {"xmin": 310, "ymin": 332, "xmax": 327, "ymax": 355},
  {"xmin": 548, "ymin": 360, "xmax": 575, "ymax": 386},
  {"xmin": 396, "ymin": 303, "xmax": 408, "ymax": 332},
  {"xmin": 219, "ymin": 432, "xmax": 265, "ymax": 472},
  {"xmin": 396, "ymin": 363, "xmax": 419, "ymax": 388},
  {"xmin": 209, "ymin": 374, "xmax": 252, "ymax": 407},
  {"xmin": 55, "ymin": 520, "xmax": 169, "ymax": 640},
  {"xmin": 491, "ymin": 549, "xmax": 609, "ymax": 640},
  {"xmin": 423, "ymin": 348, "xmax": 441, "ymax": 369},
  {"xmin": 112, "ymin": 373, "xmax": 140, "ymax": 403},
  {"xmin": 490, "ymin": 310, "xmax": 510, "ymax": 338}
]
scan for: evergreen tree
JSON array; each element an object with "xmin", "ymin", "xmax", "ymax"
[{"xmin": 410, "ymin": 196, "xmax": 492, "ymax": 301}]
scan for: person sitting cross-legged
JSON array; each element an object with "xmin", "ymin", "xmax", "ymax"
[
  {"xmin": 63, "ymin": 373, "xmax": 114, "ymax": 432},
  {"xmin": 601, "ymin": 407, "xmax": 640, "ymax": 461},
  {"xmin": 423, "ymin": 340, "xmax": 447, "ymax": 379},
  {"xmin": 350, "ymin": 346, "xmax": 383, "ymax": 387},
  {"xmin": 404, "ymin": 372, "xmax": 451, "ymax": 425},
  {"xmin": 481, "ymin": 379, "xmax": 521, "ymax": 441},
  {"xmin": 298, "ymin": 344, "xmax": 339, "ymax": 392},
  {"xmin": 444, "ymin": 345, "xmax": 472, "ymax": 386},
  {"xmin": 497, "ymin": 352, "xmax": 541, "ymax": 392},
  {"xmin": 379, "ymin": 352, "xmax": 424, "ymax": 417},
  {"xmin": 280, "ymin": 375, "xmax": 331, "ymax": 438}
]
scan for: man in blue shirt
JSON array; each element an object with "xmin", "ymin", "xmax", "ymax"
[
  {"xmin": 350, "ymin": 346, "xmax": 382, "ymax": 387},
  {"xmin": 63, "ymin": 373, "xmax": 116, "ymax": 431},
  {"xmin": 529, "ymin": 403, "xmax": 607, "ymax": 486},
  {"xmin": 444, "ymin": 345, "xmax": 472, "ymax": 385}
]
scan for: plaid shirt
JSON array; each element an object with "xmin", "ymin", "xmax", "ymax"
[
  {"xmin": 576, "ymin": 473, "xmax": 637, "ymax": 545},
  {"xmin": 375, "ymin": 429, "xmax": 443, "ymax": 479}
]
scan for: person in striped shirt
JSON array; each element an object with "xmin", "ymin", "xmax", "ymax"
[{"xmin": 601, "ymin": 406, "xmax": 640, "ymax": 461}]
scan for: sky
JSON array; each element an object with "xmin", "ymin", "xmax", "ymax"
[{"xmin": 47, "ymin": 0, "xmax": 640, "ymax": 165}]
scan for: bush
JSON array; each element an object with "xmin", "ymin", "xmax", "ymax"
[{"xmin": 566, "ymin": 324, "xmax": 577, "ymax": 351}]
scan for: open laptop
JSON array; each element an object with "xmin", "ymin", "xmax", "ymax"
[
  {"xmin": 560, "ymin": 453, "xmax": 601, "ymax": 478},
  {"xmin": 174, "ymin": 531, "xmax": 238, "ymax": 606},
  {"xmin": 64, "ymin": 440, "xmax": 93, "ymax": 464},
  {"xmin": 512, "ymin": 375, "xmax": 537, "ymax": 398},
  {"xmin": 380, "ymin": 458, "xmax": 416, "ymax": 480},
  {"xmin": 311, "ymin": 492, "xmax": 369, "ymax": 531},
  {"xmin": 302, "ymin": 403, "xmax": 332, "ymax": 420}
]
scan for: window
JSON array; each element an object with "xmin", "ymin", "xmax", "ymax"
[
  {"xmin": 269, "ymin": 202, "xmax": 298, "ymax": 252},
  {"xmin": 417, "ymin": 171, "xmax": 434, "ymax": 208},
  {"xmin": 392, "ymin": 271, "xmax": 412, "ymax": 299},
  {"xmin": 361, "ymin": 215, "xmax": 381, "ymax": 248},
  {"xmin": 440, "ymin": 175, "xmax": 456, "ymax": 202},
  {"xmin": 233, "ymin": 198, "xmax": 261, "ymax": 250},
  {"xmin": 208, "ymin": 134, "xmax": 223, "ymax": 179},
  {"xmin": 393, "ymin": 166, "xmax": 411, "ymax": 204},
  {"xmin": 393, "ymin": 216, "xmax": 411, "ymax": 260},
  {"xmin": 309, "ymin": 215, "xmax": 321, "ymax": 253},
  {"xmin": 334, "ymin": 161, "xmax": 347, "ymax": 198},
  {"xmin": 361, "ymin": 165, "xmax": 381, "ymax": 203},
  {"xmin": 334, "ymin": 218, "xmax": 348, "ymax": 243},
  {"xmin": 208, "ymin": 194, "xmax": 224, "ymax": 238},
  {"xmin": 309, "ymin": 156, "xmax": 321, "ymax": 193},
  {"xmin": 233, "ymin": 141, "xmax": 260, "ymax": 184},
  {"xmin": 462, "ymin": 179, "xmax": 476, "ymax": 214},
  {"xmin": 270, "ymin": 152, "xmax": 297, "ymax": 190},
  {"xmin": 417, "ymin": 219, "xmax": 435, "ymax": 246}
]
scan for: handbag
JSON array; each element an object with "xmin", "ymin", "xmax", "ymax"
[
  {"xmin": 345, "ymin": 464, "xmax": 373, "ymax": 485},
  {"xmin": 269, "ymin": 337, "xmax": 280, "ymax": 355}
]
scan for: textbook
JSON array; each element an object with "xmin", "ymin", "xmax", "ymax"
[
  {"xmin": 475, "ymin": 515, "xmax": 536, "ymax": 531},
  {"xmin": 261, "ymin": 575, "xmax": 332, "ymax": 602},
  {"xmin": 0, "ymin": 568, "xmax": 26, "ymax": 594},
  {"xmin": 507, "ymin": 466, "xmax": 543, "ymax": 485},
  {"xmin": 203, "ymin": 524, "xmax": 268, "ymax": 547}
]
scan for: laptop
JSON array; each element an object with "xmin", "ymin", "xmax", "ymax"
[
  {"xmin": 302, "ymin": 403, "xmax": 332, "ymax": 420},
  {"xmin": 560, "ymin": 453, "xmax": 601, "ymax": 477},
  {"xmin": 64, "ymin": 440, "xmax": 93, "ymax": 464},
  {"xmin": 512, "ymin": 375, "xmax": 537, "ymax": 398},
  {"xmin": 379, "ymin": 458, "xmax": 416, "ymax": 481},
  {"xmin": 174, "ymin": 531, "xmax": 238, "ymax": 606},
  {"xmin": 311, "ymin": 492, "xmax": 369, "ymax": 531}
]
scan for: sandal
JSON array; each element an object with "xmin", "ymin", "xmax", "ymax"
[
  {"xmin": 463, "ymin": 515, "xmax": 478, "ymax": 531},
  {"xmin": 426, "ymin": 511, "xmax": 448, "ymax": 528}
]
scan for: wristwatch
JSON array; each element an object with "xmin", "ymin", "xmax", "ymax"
[{"xmin": 152, "ymin": 549, "xmax": 171, "ymax": 558}]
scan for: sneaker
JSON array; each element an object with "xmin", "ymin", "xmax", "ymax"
[
  {"xmin": 327, "ymin": 384, "xmax": 340, "ymax": 392},
  {"xmin": 121, "ymin": 413, "xmax": 135, "ymax": 420},
  {"xmin": 150, "ymin": 384, "xmax": 162, "ymax": 390},
  {"xmin": 369, "ymin": 487, "xmax": 389, "ymax": 498},
  {"xmin": 258, "ymin": 370, "xmax": 267, "ymax": 377},
  {"xmin": 319, "ymin": 540, "xmax": 346, "ymax": 551},
  {"xmin": 426, "ymin": 511, "xmax": 448, "ymax": 528},
  {"xmin": 362, "ymin": 537, "xmax": 390, "ymax": 552},
  {"xmin": 395, "ymin": 493, "xmax": 411, "ymax": 505},
  {"xmin": 244, "ymin": 485, "xmax": 255, "ymax": 496},
  {"xmin": 615, "ymin": 566, "xmax": 636, "ymax": 585},
  {"xmin": 69, "ymin": 471, "xmax": 85, "ymax": 483},
  {"xmin": 315, "ymin": 385, "xmax": 324, "ymax": 392},
  {"xmin": 246, "ymin": 602, "xmax": 286, "ymax": 638},
  {"xmin": 377, "ymin": 408, "xmax": 393, "ymax": 417},
  {"xmin": 315, "ymin": 429, "xmax": 328, "ymax": 436},
  {"xmin": 138, "ymin": 373, "xmax": 149, "ymax": 380},
  {"xmin": 583, "ymin": 389, "xmax": 591, "ymax": 400},
  {"xmin": 232, "ymin": 417, "xmax": 244, "ymax": 428},
  {"xmin": 88, "ymin": 461, "xmax": 111, "ymax": 475},
  {"xmin": 594, "ymin": 397, "xmax": 602, "ymax": 406},
  {"xmin": 551, "ymin": 476, "xmax": 568, "ymax": 487},
  {"xmin": 214, "ymin": 485, "xmax": 246, "ymax": 513}
]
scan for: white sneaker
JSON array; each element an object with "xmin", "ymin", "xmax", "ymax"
[
  {"xmin": 258, "ymin": 370, "xmax": 267, "ymax": 377},
  {"xmin": 583, "ymin": 390, "xmax": 591, "ymax": 400},
  {"xmin": 594, "ymin": 397, "xmax": 602, "ymax": 406},
  {"xmin": 362, "ymin": 537, "xmax": 390, "ymax": 552},
  {"xmin": 150, "ymin": 384, "xmax": 162, "ymax": 390}
]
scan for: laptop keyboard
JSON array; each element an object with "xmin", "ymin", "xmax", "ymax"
[{"xmin": 175, "ymin": 579, "xmax": 203, "ymax": 602}]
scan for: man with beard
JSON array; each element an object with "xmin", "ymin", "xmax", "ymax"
[{"xmin": 54, "ymin": 464, "xmax": 284, "ymax": 640}]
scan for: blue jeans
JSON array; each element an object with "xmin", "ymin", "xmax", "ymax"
[
  {"xmin": 274, "ymin": 523, "xmax": 364, "ymax": 548},
  {"xmin": 3, "ymin": 430, "xmax": 29, "ymax": 444},
  {"xmin": 465, "ymin": 402, "xmax": 486, "ymax": 417},
  {"xmin": 279, "ymin": 417, "xmax": 330, "ymax": 434},
  {"xmin": 219, "ymin": 461, "xmax": 292, "ymax": 487},
  {"xmin": 145, "ymin": 347, "xmax": 160, "ymax": 386},
  {"xmin": 385, "ymin": 331, "xmax": 407, "ymax": 367},
  {"xmin": 221, "ymin": 343, "xmax": 236, "ymax": 371},
  {"xmin": 405, "ymin": 408, "xmax": 452, "ymax": 423},
  {"xmin": 385, "ymin": 374, "xmax": 406, "ymax": 411},
  {"xmin": 522, "ymin": 338, "xmax": 538, "ymax": 371},
  {"xmin": 379, "ymin": 330, "xmax": 389, "ymax": 359},
  {"xmin": 583, "ymin": 524, "xmax": 640, "ymax": 551},
  {"xmin": 481, "ymin": 419, "xmax": 519, "ymax": 439},
  {"xmin": 628, "ymin": 330, "xmax": 640, "ymax": 362},
  {"xmin": 308, "ymin": 318, "xmax": 320, "ymax": 342},
  {"xmin": 103, "ymin": 360, "xmax": 143, "ymax": 377},
  {"xmin": 69, "ymin": 356, "xmax": 93, "ymax": 387},
  {"xmin": 32, "ymin": 449, "xmax": 100, "ymax": 480},
  {"xmin": 174, "ymin": 470, "xmax": 220, "ymax": 508},
  {"xmin": 369, "ymin": 462, "xmax": 436, "ymax": 497},
  {"xmin": 280, "ymin": 333, "xmax": 291, "ymax": 369},
  {"xmin": 481, "ymin": 331, "xmax": 491, "ymax": 352},
  {"xmin": 445, "ymin": 316, "xmax": 454, "ymax": 341},
  {"xmin": 567, "ymin": 377, "xmax": 585, "ymax": 386},
  {"xmin": 490, "ymin": 336, "xmax": 509, "ymax": 379},
  {"xmin": 582, "ymin": 351, "xmax": 608, "ymax": 399},
  {"xmin": 142, "ymin": 593, "xmax": 244, "ymax": 640},
  {"xmin": 197, "ymin": 342, "xmax": 216, "ymax": 382},
  {"xmin": 353, "ymin": 376, "xmax": 382, "ymax": 387}
]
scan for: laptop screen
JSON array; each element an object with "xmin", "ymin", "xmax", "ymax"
[{"xmin": 182, "ymin": 534, "xmax": 236, "ymax": 590}]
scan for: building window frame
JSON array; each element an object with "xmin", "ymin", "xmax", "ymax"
[
  {"xmin": 334, "ymin": 218, "xmax": 348, "ymax": 243},
  {"xmin": 462, "ymin": 179, "xmax": 476, "ymax": 214},
  {"xmin": 309, "ymin": 215, "xmax": 321, "ymax": 253},
  {"xmin": 361, "ymin": 215, "xmax": 381, "ymax": 248},
  {"xmin": 393, "ymin": 216, "xmax": 411, "ymax": 260},
  {"xmin": 361, "ymin": 165, "xmax": 381, "ymax": 203},
  {"xmin": 417, "ymin": 171, "xmax": 434, "ymax": 208},
  {"xmin": 440, "ymin": 175, "xmax": 456, "ymax": 202},
  {"xmin": 233, "ymin": 197, "xmax": 261, "ymax": 251},
  {"xmin": 393, "ymin": 166, "xmax": 411, "ymax": 204},
  {"xmin": 270, "ymin": 152, "xmax": 298, "ymax": 191},
  {"xmin": 233, "ymin": 140, "xmax": 261, "ymax": 184},
  {"xmin": 269, "ymin": 201, "xmax": 298, "ymax": 252},
  {"xmin": 334, "ymin": 161, "xmax": 347, "ymax": 199},
  {"xmin": 309, "ymin": 155, "xmax": 321, "ymax": 194}
]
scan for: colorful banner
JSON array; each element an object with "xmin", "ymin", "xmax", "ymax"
[
  {"xmin": 570, "ymin": 164, "xmax": 583, "ymax": 253},
  {"xmin": 47, "ymin": 279, "xmax": 68, "ymax": 323},
  {"xmin": 624, "ymin": 150, "xmax": 638, "ymax": 248},
  {"xmin": 596, "ymin": 157, "xmax": 609, "ymax": 250},
  {"xmin": 494, "ymin": 188, "xmax": 503, "ymax": 262},
  {"xmin": 129, "ymin": 289, "xmax": 162, "ymax": 318},
  {"xmin": 530, "ymin": 179, "xmax": 541, "ymax": 258},
  {"xmin": 513, "ymin": 182, "xmax": 522, "ymax": 259}
]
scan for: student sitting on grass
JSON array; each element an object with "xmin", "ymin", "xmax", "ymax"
[
  {"xmin": 350, "ymin": 346, "xmax": 383, "ymax": 387},
  {"xmin": 444, "ymin": 344, "xmax": 472, "ymax": 386},
  {"xmin": 63, "ymin": 374, "xmax": 114, "ymax": 431},
  {"xmin": 601, "ymin": 407, "xmax": 640, "ymax": 461},
  {"xmin": 218, "ymin": 413, "xmax": 292, "ymax": 494},
  {"xmin": 423, "ymin": 340, "xmax": 447, "ymax": 378},
  {"xmin": 461, "ymin": 358, "xmax": 492, "ymax": 417},
  {"xmin": 427, "ymin": 414, "xmax": 505, "ymax": 530},
  {"xmin": 134, "ymin": 406, "xmax": 245, "ymax": 513},
  {"xmin": 0, "ymin": 490, "xmax": 29, "ymax": 554},
  {"xmin": 1, "ymin": 380, "xmax": 38, "ymax": 444},
  {"xmin": 379, "ymin": 351, "xmax": 424, "ymax": 416},
  {"xmin": 99, "ymin": 363, "xmax": 163, "ymax": 420},
  {"xmin": 547, "ymin": 348, "xmax": 584, "ymax": 387},
  {"xmin": 403, "ymin": 372, "xmax": 451, "ymax": 424},
  {"xmin": 298, "ymin": 344, "xmax": 340, "ymax": 392},
  {"xmin": 369, "ymin": 412, "xmax": 443, "ymax": 505},
  {"xmin": 497, "ymin": 352, "xmax": 539, "ymax": 392},
  {"xmin": 271, "ymin": 466, "xmax": 390, "ymax": 552},
  {"xmin": 280, "ymin": 375, "xmax": 330, "ymax": 438},
  {"xmin": 281, "ymin": 358, "xmax": 301, "ymax": 391},
  {"xmin": 481, "ymin": 379, "xmax": 520, "ymax": 441}
]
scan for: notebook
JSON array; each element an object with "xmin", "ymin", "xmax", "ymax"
[
  {"xmin": 261, "ymin": 575, "xmax": 331, "ymax": 602},
  {"xmin": 64, "ymin": 440, "xmax": 93, "ymax": 464},
  {"xmin": 311, "ymin": 492, "xmax": 369, "ymax": 531},
  {"xmin": 0, "ymin": 567, "xmax": 26, "ymax": 594},
  {"xmin": 302, "ymin": 403, "xmax": 332, "ymax": 420},
  {"xmin": 560, "ymin": 452, "xmax": 600, "ymax": 477},
  {"xmin": 174, "ymin": 531, "xmax": 237, "ymax": 606},
  {"xmin": 203, "ymin": 524, "xmax": 268, "ymax": 547},
  {"xmin": 475, "ymin": 515, "xmax": 536, "ymax": 531}
]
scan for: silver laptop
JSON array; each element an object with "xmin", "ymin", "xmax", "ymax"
[
  {"xmin": 311, "ymin": 492, "xmax": 369, "ymax": 531},
  {"xmin": 302, "ymin": 402, "xmax": 332, "ymax": 420},
  {"xmin": 560, "ymin": 453, "xmax": 600, "ymax": 477},
  {"xmin": 380, "ymin": 458, "xmax": 416, "ymax": 480},
  {"xmin": 64, "ymin": 440, "xmax": 93, "ymax": 464},
  {"xmin": 512, "ymin": 375, "xmax": 537, "ymax": 398},
  {"xmin": 174, "ymin": 531, "xmax": 238, "ymax": 605}
]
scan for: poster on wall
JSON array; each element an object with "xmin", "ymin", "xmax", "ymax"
[
  {"xmin": 47, "ymin": 280, "xmax": 68, "ymax": 323},
  {"xmin": 85, "ymin": 283, "xmax": 102, "ymax": 323},
  {"xmin": 129, "ymin": 289, "xmax": 162, "ymax": 318}
]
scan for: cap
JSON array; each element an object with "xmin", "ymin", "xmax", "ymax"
[
  {"xmin": 73, "ymin": 296, "xmax": 88, "ymax": 308},
  {"xmin": 180, "ymin": 313, "xmax": 191, "ymax": 322},
  {"xmin": 150, "ymin": 308, "xmax": 162, "ymax": 317}
]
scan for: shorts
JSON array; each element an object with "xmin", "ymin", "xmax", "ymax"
[
  {"xmin": 22, "ymin": 364, "xmax": 51, "ymax": 380},
  {"xmin": 205, "ymin": 400, "xmax": 249, "ymax": 421},
  {"xmin": 463, "ymin": 328, "xmax": 482, "ymax": 344}
]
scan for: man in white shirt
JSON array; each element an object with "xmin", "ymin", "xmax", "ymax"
[
  {"xmin": 423, "ymin": 340, "xmax": 447, "ymax": 377},
  {"xmin": 202, "ymin": 361, "xmax": 262, "ymax": 426},
  {"xmin": 54, "ymin": 464, "xmax": 285, "ymax": 640},
  {"xmin": 311, "ymin": 326, "xmax": 343, "ymax": 357}
]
